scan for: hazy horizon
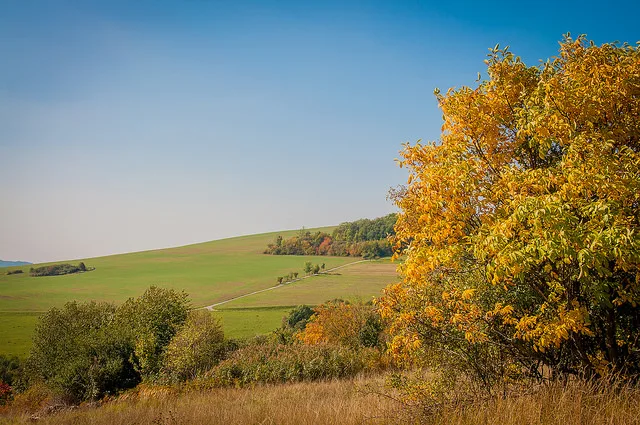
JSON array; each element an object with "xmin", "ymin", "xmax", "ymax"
[{"xmin": 2, "ymin": 0, "xmax": 638, "ymax": 263}]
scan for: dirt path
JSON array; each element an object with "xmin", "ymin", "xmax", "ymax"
[{"xmin": 202, "ymin": 259, "xmax": 371, "ymax": 311}]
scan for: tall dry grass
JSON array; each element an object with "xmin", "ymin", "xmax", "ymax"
[
  {"xmin": 2, "ymin": 375, "xmax": 640, "ymax": 424},
  {"xmin": 426, "ymin": 379, "xmax": 640, "ymax": 425},
  {"xmin": 2, "ymin": 376, "xmax": 402, "ymax": 425}
]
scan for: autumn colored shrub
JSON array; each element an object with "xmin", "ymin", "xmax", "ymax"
[
  {"xmin": 0, "ymin": 381, "xmax": 12, "ymax": 405},
  {"xmin": 300, "ymin": 300, "xmax": 385, "ymax": 350},
  {"xmin": 379, "ymin": 35, "xmax": 640, "ymax": 399}
]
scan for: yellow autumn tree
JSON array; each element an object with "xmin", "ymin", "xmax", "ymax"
[
  {"xmin": 379, "ymin": 35, "xmax": 640, "ymax": 388},
  {"xmin": 300, "ymin": 300, "xmax": 384, "ymax": 349}
]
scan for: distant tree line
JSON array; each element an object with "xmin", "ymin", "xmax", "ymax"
[
  {"xmin": 29, "ymin": 263, "xmax": 91, "ymax": 277},
  {"xmin": 264, "ymin": 214, "xmax": 396, "ymax": 259}
]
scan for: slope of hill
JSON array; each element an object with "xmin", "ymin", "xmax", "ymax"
[{"xmin": 0, "ymin": 227, "xmax": 397, "ymax": 357}]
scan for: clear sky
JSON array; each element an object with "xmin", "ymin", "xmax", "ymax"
[{"xmin": 1, "ymin": 0, "xmax": 638, "ymax": 263}]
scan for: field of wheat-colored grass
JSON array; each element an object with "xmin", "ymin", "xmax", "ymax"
[{"xmin": 2, "ymin": 375, "xmax": 640, "ymax": 425}]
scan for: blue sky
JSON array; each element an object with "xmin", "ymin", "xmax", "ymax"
[{"xmin": 1, "ymin": 0, "xmax": 638, "ymax": 262}]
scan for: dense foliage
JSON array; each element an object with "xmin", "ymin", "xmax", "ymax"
[
  {"xmin": 0, "ymin": 355, "xmax": 21, "ymax": 387},
  {"xmin": 332, "ymin": 214, "xmax": 397, "ymax": 242},
  {"xmin": 116, "ymin": 287, "xmax": 190, "ymax": 380},
  {"xmin": 163, "ymin": 311, "xmax": 226, "ymax": 382},
  {"xmin": 300, "ymin": 300, "xmax": 385, "ymax": 350},
  {"xmin": 379, "ymin": 36, "xmax": 640, "ymax": 395},
  {"xmin": 24, "ymin": 287, "xmax": 190, "ymax": 402},
  {"xmin": 26, "ymin": 301, "xmax": 135, "ymax": 402},
  {"xmin": 197, "ymin": 302, "xmax": 387, "ymax": 388},
  {"xmin": 29, "ymin": 262, "xmax": 89, "ymax": 277},
  {"xmin": 264, "ymin": 214, "xmax": 396, "ymax": 258},
  {"xmin": 203, "ymin": 341, "xmax": 378, "ymax": 387}
]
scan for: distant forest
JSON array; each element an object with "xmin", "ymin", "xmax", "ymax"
[
  {"xmin": 29, "ymin": 262, "xmax": 91, "ymax": 277},
  {"xmin": 264, "ymin": 214, "xmax": 396, "ymax": 259}
]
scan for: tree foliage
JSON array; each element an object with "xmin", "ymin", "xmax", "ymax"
[
  {"xmin": 25, "ymin": 287, "xmax": 190, "ymax": 401},
  {"xmin": 264, "ymin": 214, "xmax": 396, "ymax": 257},
  {"xmin": 163, "ymin": 311, "xmax": 225, "ymax": 382},
  {"xmin": 116, "ymin": 286, "xmax": 190, "ymax": 380},
  {"xmin": 26, "ymin": 301, "xmax": 136, "ymax": 402},
  {"xmin": 300, "ymin": 300, "xmax": 385, "ymax": 350},
  {"xmin": 379, "ymin": 36, "xmax": 640, "ymax": 385},
  {"xmin": 29, "ymin": 263, "xmax": 92, "ymax": 277}
]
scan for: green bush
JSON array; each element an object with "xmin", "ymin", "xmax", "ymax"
[
  {"xmin": 163, "ymin": 310, "xmax": 226, "ymax": 382},
  {"xmin": 29, "ymin": 263, "xmax": 90, "ymax": 277},
  {"xmin": 26, "ymin": 301, "xmax": 137, "ymax": 402},
  {"xmin": 285, "ymin": 305, "xmax": 314, "ymax": 330},
  {"xmin": 0, "ymin": 354, "xmax": 22, "ymax": 386},
  {"xmin": 203, "ymin": 341, "xmax": 379, "ymax": 387},
  {"xmin": 116, "ymin": 286, "xmax": 190, "ymax": 380},
  {"xmin": 24, "ymin": 287, "xmax": 190, "ymax": 402}
]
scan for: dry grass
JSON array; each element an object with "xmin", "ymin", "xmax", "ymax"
[
  {"xmin": 412, "ymin": 379, "xmax": 640, "ymax": 425},
  {"xmin": 2, "ymin": 377, "xmax": 402, "ymax": 425},
  {"xmin": 2, "ymin": 376, "xmax": 640, "ymax": 424}
]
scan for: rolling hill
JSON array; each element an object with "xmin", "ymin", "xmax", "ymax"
[{"xmin": 0, "ymin": 227, "xmax": 397, "ymax": 357}]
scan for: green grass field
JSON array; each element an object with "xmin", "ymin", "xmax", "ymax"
[
  {"xmin": 217, "ymin": 260, "xmax": 397, "ymax": 309},
  {"xmin": 0, "ymin": 228, "xmax": 398, "ymax": 357}
]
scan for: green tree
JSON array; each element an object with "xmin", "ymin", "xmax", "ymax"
[
  {"xmin": 116, "ymin": 286, "xmax": 190, "ymax": 380},
  {"xmin": 26, "ymin": 301, "xmax": 137, "ymax": 402},
  {"xmin": 163, "ymin": 311, "xmax": 225, "ymax": 382},
  {"xmin": 286, "ymin": 305, "xmax": 315, "ymax": 330},
  {"xmin": 304, "ymin": 261, "xmax": 313, "ymax": 275}
]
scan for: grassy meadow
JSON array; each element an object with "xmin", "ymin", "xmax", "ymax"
[
  {"xmin": 218, "ymin": 260, "xmax": 396, "ymax": 309},
  {"xmin": 0, "ymin": 227, "xmax": 398, "ymax": 357}
]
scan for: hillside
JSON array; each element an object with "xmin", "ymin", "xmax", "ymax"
[{"xmin": 0, "ymin": 227, "xmax": 397, "ymax": 357}]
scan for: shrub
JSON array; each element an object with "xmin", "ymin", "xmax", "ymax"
[
  {"xmin": 286, "ymin": 305, "xmax": 314, "ymax": 330},
  {"xmin": 29, "ymin": 263, "xmax": 90, "ymax": 277},
  {"xmin": 6, "ymin": 270, "xmax": 23, "ymax": 275},
  {"xmin": 0, "ymin": 354, "xmax": 22, "ymax": 387},
  {"xmin": 203, "ymin": 341, "xmax": 379, "ymax": 387},
  {"xmin": 23, "ymin": 287, "xmax": 190, "ymax": 402},
  {"xmin": 26, "ymin": 301, "xmax": 138, "ymax": 402},
  {"xmin": 116, "ymin": 286, "xmax": 190, "ymax": 380},
  {"xmin": 0, "ymin": 381, "xmax": 12, "ymax": 405},
  {"xmin": 300, "ymin": 300, "xmax": 385, "ymax": 350},
  {"xmin": 163, "ymin": 311, "xmax": 226, "ymax": 382}
]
